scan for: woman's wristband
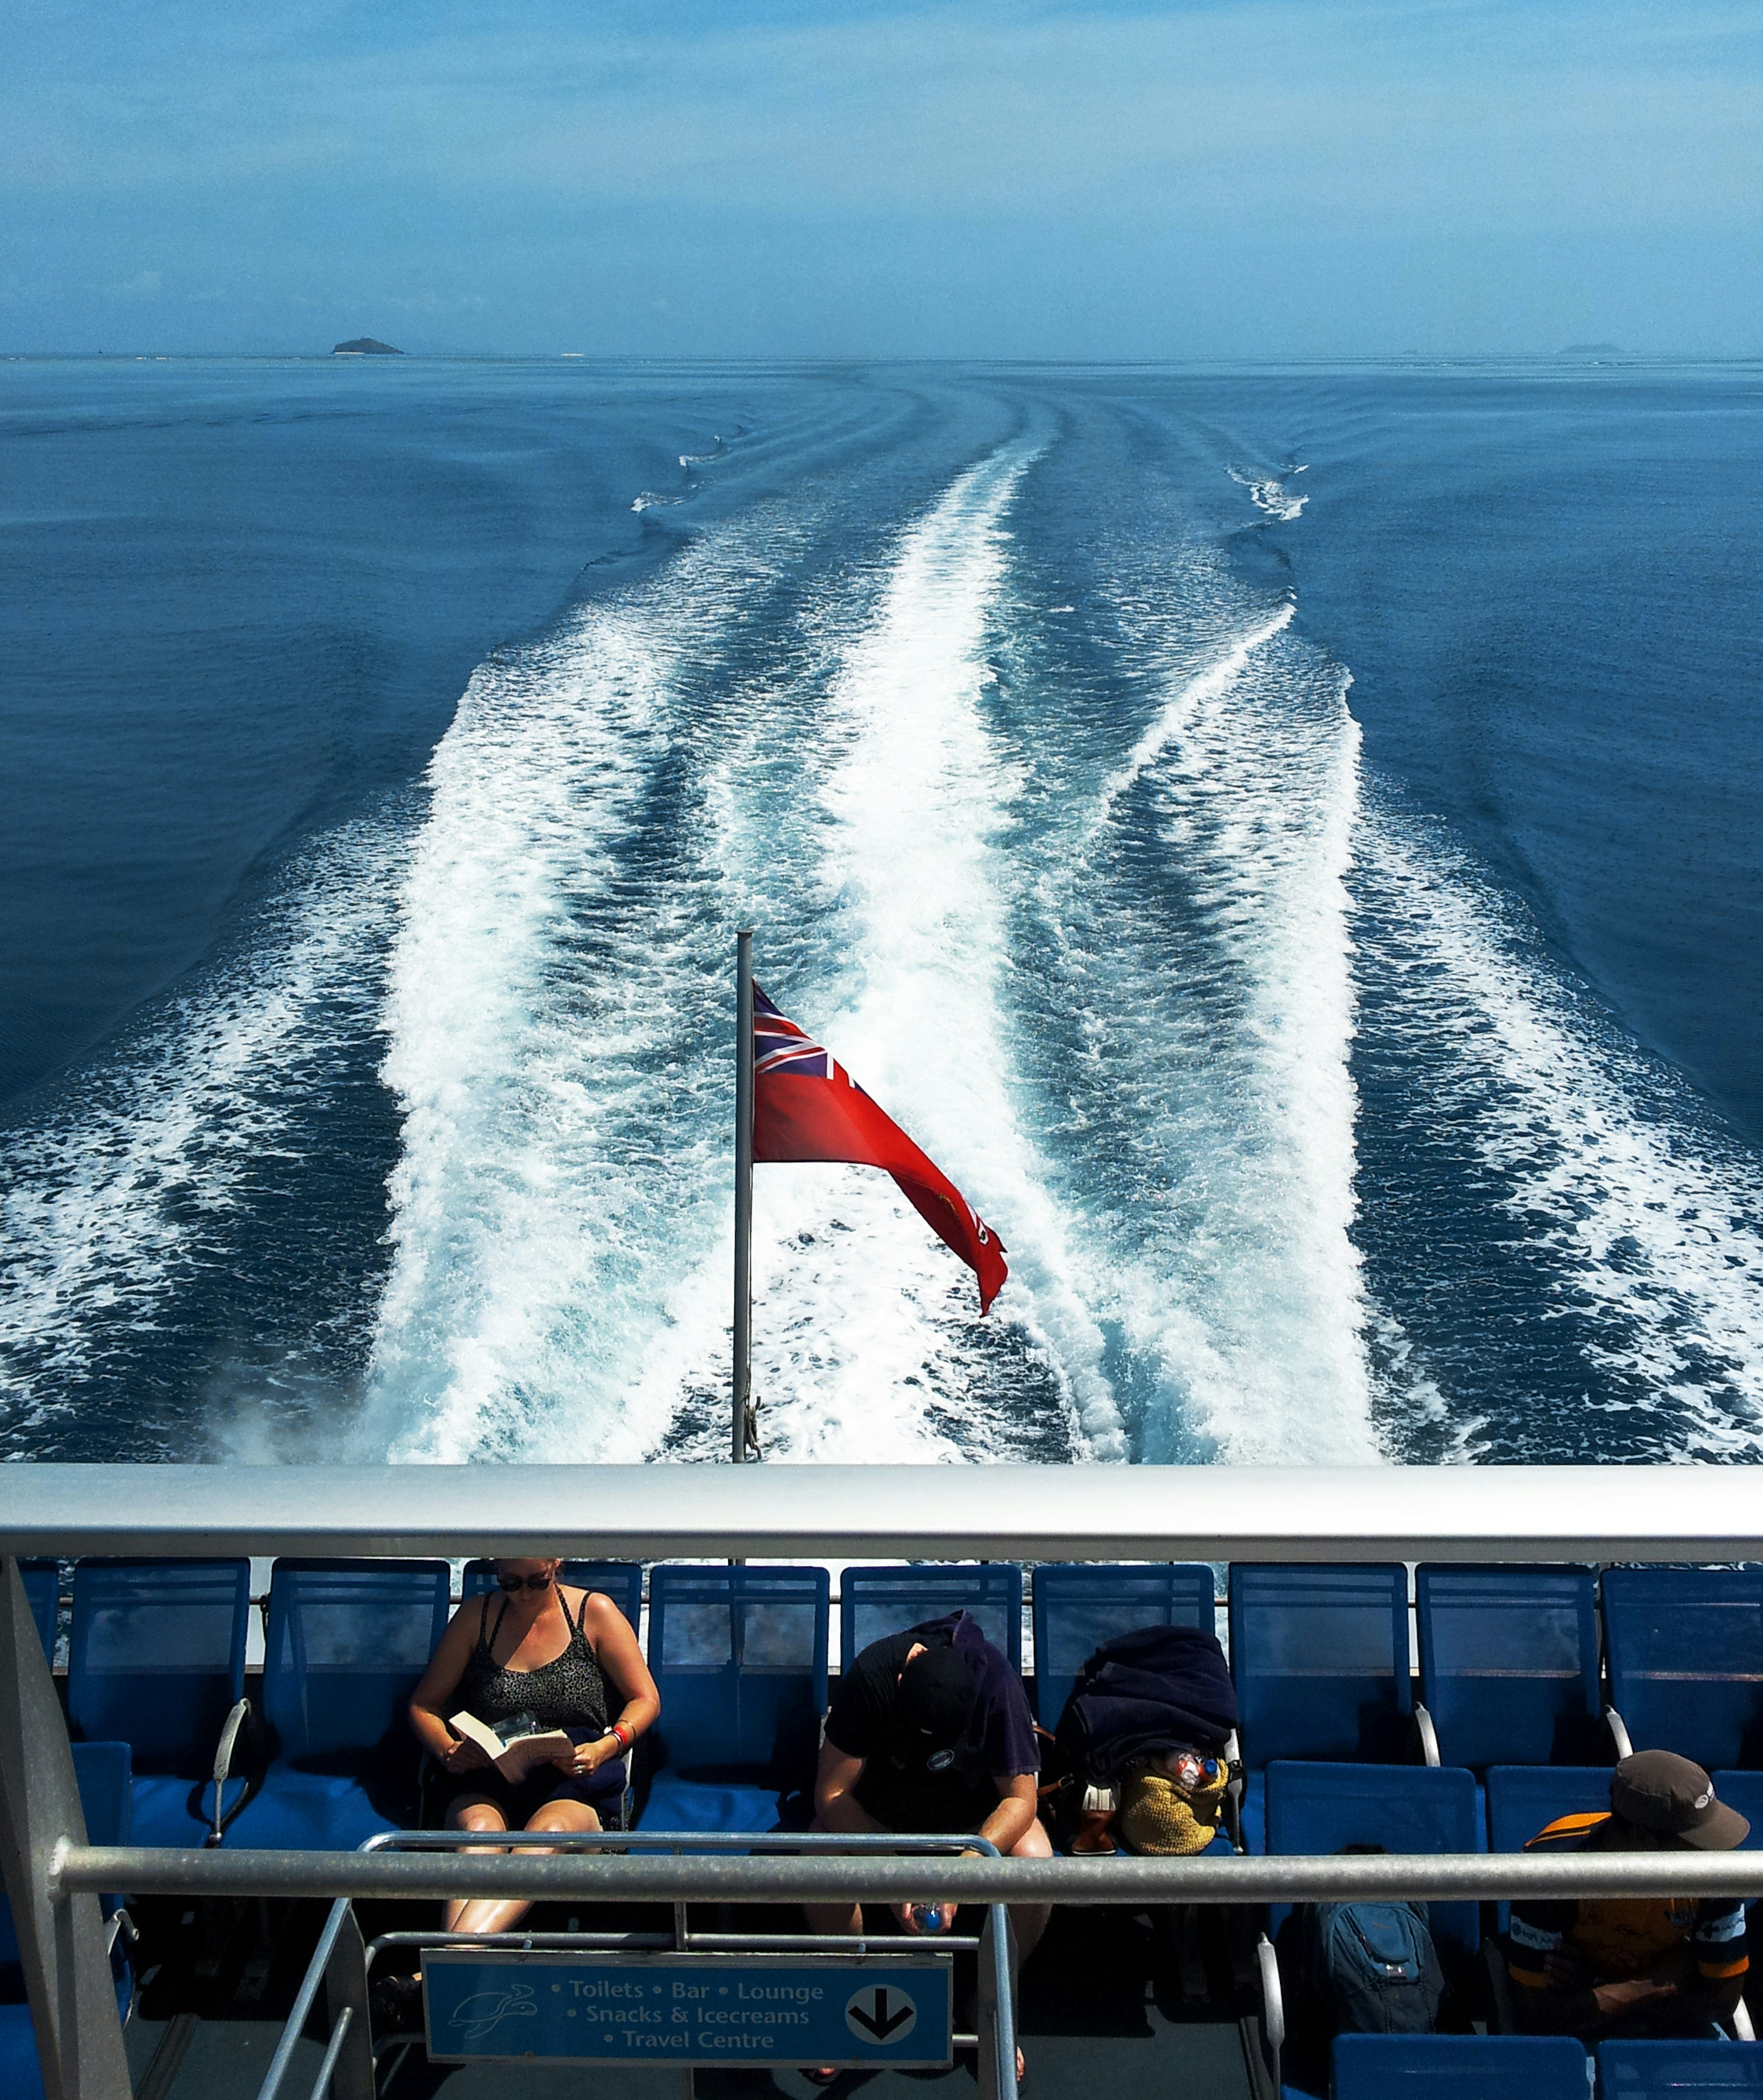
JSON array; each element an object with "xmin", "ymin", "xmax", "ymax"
[{"xmin": 605, "ymin": 1721, "xmax": 634, "ymax": 1753}]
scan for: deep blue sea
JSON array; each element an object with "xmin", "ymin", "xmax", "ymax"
[{"xmin": 3, "ymin": 357, "xmax": 1760, "ymax": 1467}]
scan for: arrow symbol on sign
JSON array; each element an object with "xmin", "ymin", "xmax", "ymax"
[{"xmin": 848, "ymin": 1989, "xmax": 915, "ymax": 2041}]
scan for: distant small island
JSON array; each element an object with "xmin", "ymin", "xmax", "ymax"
[
  {"xmin": 1560, "ymin": 342, "xmax": 1620, "ymax": 355},
  {"xmin": 332, "ymin": 337, "xmax": 403, "ymax": 356}
]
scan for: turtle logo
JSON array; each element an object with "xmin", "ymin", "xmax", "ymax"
[{"xmin": 448, "ymin": 1982, "xmax": 539, "ymax": 2043}]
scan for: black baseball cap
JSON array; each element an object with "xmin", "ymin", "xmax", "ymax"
[
  {"xmin": 896, "ymin": 1644, "xmax": 980, "ymax": 1750},
  {"xmin": 1611, "ymin": 1751, "xmax": 1750, "ymax": 1850}
]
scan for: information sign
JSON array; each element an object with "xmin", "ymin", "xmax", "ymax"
[{"xmin": 423, "ymin": 1949, "xmax": 955, "ymax": 2069}]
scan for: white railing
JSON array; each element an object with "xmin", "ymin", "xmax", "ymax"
[{"xmin": 2, "ymin": 1460, "xmax": 1762, "ymax": 1561}]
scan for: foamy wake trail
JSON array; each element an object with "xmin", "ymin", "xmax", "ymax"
[
  {"xmin": 1030, "ymin": 552, "xmax": 1376, "ymax": 1464},
  {"xmin": 1360, "ymin": 809, "xmax": 1763, "ymax": 1457},
  {"xmin": 1100, "ymin": 601, "xmax": 1295, "ymax": 809},
  {"xmin": 360, "ymin": 524, "xmax": 811, "ymax": 1463},
  {"xmin": 649, "ymin": 439, "xmax": 1117, "ymax": 1464},
  {"xmin": 0, "ymin": 822, "xmax": 399, "ymax": 1429}
]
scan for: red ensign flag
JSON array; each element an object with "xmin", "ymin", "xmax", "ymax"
[{"xmin": 751, "ymin": 985, "xmax": 1008, "ymax": 1314}]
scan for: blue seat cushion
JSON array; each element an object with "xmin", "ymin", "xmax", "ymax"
[
  {"xmin": 224, "ymin": 1770, "xmax": 413, "ymax": 1850},
  {"xmin": 638, "ymin": 1772, "xmax": 786, "ymax": 1835},
  {"xmin": 0, "ymin": 2005, "xmax": 43, "ymax": 2100},
  {"xmin": 128, "ymin": 1775, "xmax": 247, "ymax": 1848}
]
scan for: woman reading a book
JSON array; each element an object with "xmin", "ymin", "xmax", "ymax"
[{"xmin": 407, "ymin": 1558, "xmax": 660, "ymax": 1938}]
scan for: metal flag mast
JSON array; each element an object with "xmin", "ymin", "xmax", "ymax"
[{"xmin": 733, "ymin": 929, "xmax": 758, "ymax": 1463}]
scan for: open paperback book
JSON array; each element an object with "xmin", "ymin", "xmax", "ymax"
[{"xmin": 448, "ymin": 1708, "xmax": 584, "ymax": 1782}]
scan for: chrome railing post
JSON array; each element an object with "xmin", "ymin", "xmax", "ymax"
[
  {"xmin": 321, "ymin": 1903, "xmax": 373, "ymax": 2100},
  {"xmin": 976, "ymin": 1904, "xmax": 1016, "ymax": 2100},
  {"xmin": 0, "ymin": 1556, "xmax": 130, "ymax": 2100}
]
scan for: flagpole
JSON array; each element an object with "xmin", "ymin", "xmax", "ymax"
[{"xmin": 733, "ymin": 929, "xmax": 755, "ymax": 1464}]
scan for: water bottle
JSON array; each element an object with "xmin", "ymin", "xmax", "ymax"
[{"xmin": 907, "ymin": 1903, "xmax": 953, "ymax": 1934}]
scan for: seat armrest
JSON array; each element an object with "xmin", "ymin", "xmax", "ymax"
[
  {"xmin": 1413, "ymin": 1702, "xmax": 1441, "ymax": 1768},
  {"xmin": 1254, "ymin": 1931, "xmax": 1283, "ymax": 2092},
  {"xmin": 1224, "ymin": 1731, "xmax": 1245, "ymax": 1854},
  {"xmin": 1602, "ymin": 1705, "xmax": 1634, "ymax": 1761},
  {"xmin": 208, "ymin": 1696, "xmax": 253, "ymax": 1847}
]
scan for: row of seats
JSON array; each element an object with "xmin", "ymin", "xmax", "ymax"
[
  {"xmin": 1330, "ymin": 2034, "xmax": 1763, "ymax": 2098},
  {"xmin": 1259, "ymin": 1758, "xmax": 1763, "ymax": 1964},
  {"xmin": 19, "ymin": 1556, "xmax": 1763, "ymax": 1852}
]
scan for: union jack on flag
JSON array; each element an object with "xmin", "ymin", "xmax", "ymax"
[{"xmin": 753, "ymin": 986, "xmax": 836, "ymax": 1081}]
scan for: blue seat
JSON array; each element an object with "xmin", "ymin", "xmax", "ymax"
[
  {"xmin": 1231, "ymin": 1565, "xmax": 1413, "ymax": 1851},
  {"xmin": 1333, "ymin": 2033, "xmax": 1589, "ymax": 2097},
  {"xmin": 461, "ymin": 1560, "xmax": 642, "ymax": 1632},
  {"xmin": 1484, "ymin": 1765, "xmax": 1615, "ymax": 1933},
  {"xmin": 1603, "ymin": 1569, "xmax": 1763, "ymax": 1771},
  {"xmin": 1599, "ymin": 2040, "xmax": 1763, "ymax": 2094},
  {"xmin": 224, "ymin": 1559, "xmax": 450, "ymax": 1850},
  {"xmin": 1265, "ymin": 1761, "xmax": 1484, "ymax": 1966},
  {"xmin": 66, "ymin": 1560, "xmax": 251, "ymax": 1848},
  {"xmin": 1029, "ymin": 1562, "xmax": 1216, "ymax": 1726},
  {"xmin": 0, "ymin": 2010, "xmax": 42, "ymax": 2100},
  {"xmin": 1711, "ymin": 1771, "xmax": 1763, "ymax": 1845},
  {"xmin": 0, "ymin": 1740, "xmax": 134, "ymax": 2095},
  {"xmin": 840, "ymin": 1565, "xmax": 1022, "ymax": 1673},
  {"xmin": 1416, "ymin": 1565, "xmax": 1602, "ymax": 1770},
  {"xmin": 639, "ymin": 1565, "xmax": 828, "ymax": 1833},
  {"xmin": 18, "ymin": 1562, "xmax": 58, "ymax": 1660}
]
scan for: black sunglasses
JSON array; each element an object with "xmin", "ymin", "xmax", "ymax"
[{"xmin": 497, "ymin": 1571, "xmax": 554, "ymax": 1593}]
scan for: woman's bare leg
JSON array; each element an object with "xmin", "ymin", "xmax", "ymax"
[{"xmin": 447, "ymin": 1797, "xmax": 601, "ymax": 1938}]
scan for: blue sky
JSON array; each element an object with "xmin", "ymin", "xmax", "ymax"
[{"xmin": 6, "ymin": 0, "xmax": 1760, "ymax": 355}]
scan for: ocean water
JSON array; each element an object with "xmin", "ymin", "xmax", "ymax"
[{"xmin": 2, "ymin": 357, "xmax": 1760, "ymax": 1468}]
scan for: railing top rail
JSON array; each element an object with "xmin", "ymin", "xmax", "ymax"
[
  {"xmin": 5, "ymin": 1462, "xmax": 1763, "ymax": 1561},
  {"xmin": 53, "ymin": 1841, "xmax": 1763, "ymax": 1907}
]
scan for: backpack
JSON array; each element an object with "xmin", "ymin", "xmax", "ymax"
[{"xmin": 1300, "ymin": 1901, "xmax": 1444, "ymax": 2036}]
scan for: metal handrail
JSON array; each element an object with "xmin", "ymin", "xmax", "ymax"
[
  {"xmin": 8, "ymin": 1460, "xmax": 1763, "ymax": 1562},
  {"xmin": 51, "ymin": 1838, "xmax": 1763, "ymax": 1905}
]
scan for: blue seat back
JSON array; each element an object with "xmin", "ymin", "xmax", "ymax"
[
  {"xmin": 1334, "ymin": 2033, "xmax": 1590, "ymax": 2097},
  {"xmin": 18, "ymin": 1562, "xmax": 57, "ymax": 1661},
  {"xmin": 461, "ymin": 1560, "xmax": 642, "ymax": 1631},
  {"xmin": 0, "ymin": 1742, "xmax": 132, "ymax": 1977},
  {"xmin": 1485, "ymin": 1766, "xmax": 1614, "ymax": 1855},
  {"xmin": 262, "ymin": 1560, "xmax": 450, "ymax": 1764},
  {"xmin": 67, "ymin": 1560, "xmax": 249, "ymax": 1774},
  {"xmin": 1030, "ymin": 1563, "xmax": 1217, "ymax": 1725},
  {"xmin": 1264, "ymin": 1761, "xmax": 1484, "ymax": 1958},
  {"xmin": 1599, "ymin": 2040, "xmax": 1763, "ymax": 2094},
  {"xmin": 648, "ymin": 1566, "xmax": 828, "ymax": 1782},
  {"xmin": 1416, "ymin": 1565, "xmax": 1600, "ymax": 1770},
  {"xmin": 1230, "ymin": 1565, "xmax": 1411, "ymax": 1767},
  {"xmin": 1603, "ymin": 1569, "xmax": 1763, "ymax": 1772},
  {"xmin": 1710, "ymin": 1771, "xmax": 1763, "ymax": 1850},
  {"xmin": 1483, "ymin": 1765, "xmax": 1616, "ymax": 1933},
  {"xmin": 841, "ymin": 1565, "xmax": 1021, "ymax": 1672}
]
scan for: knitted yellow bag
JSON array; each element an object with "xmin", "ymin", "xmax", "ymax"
[{"xmin": 1117, "ymin": 1761, "xmax": 1229, "ymax": 1856}]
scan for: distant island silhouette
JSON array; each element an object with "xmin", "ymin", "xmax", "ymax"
[
  {"xmin": 332, "ymin": 337, "xmax": 403, "ymax": 356},
  {"xmin": 1561, "ymin": 342, "xmax": 1620, "ymax": 355}
]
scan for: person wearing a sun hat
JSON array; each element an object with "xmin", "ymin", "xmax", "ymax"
[{"xmin": 1510, "ymin": 1750, "xmax": 1753, "ymax": 2039}]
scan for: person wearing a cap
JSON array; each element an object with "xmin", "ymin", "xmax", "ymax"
[
  {"xmin": 806, "ymin": 1609, "xmax": 1049, "ymax": 2068},
  {"xmin": 1509, "ymin": 1750, "xmax": 1751, "ymax": 2040}
]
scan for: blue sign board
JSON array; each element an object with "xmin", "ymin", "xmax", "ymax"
[{"xmin": 424, "ymin": 1950, "xmax": 955, "ymax": 2069}]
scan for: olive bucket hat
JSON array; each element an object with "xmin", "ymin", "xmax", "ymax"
[{"xmin": 1610, "ymin": 1750, "xmax": 1750, "ymax": 1850}]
